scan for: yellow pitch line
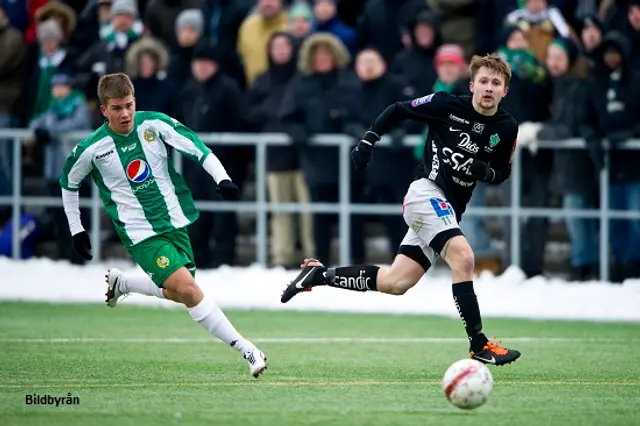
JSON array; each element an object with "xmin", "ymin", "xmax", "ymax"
[{"xmin": 3, "ymin": 380, "xmax": 639, "ymax": 389}]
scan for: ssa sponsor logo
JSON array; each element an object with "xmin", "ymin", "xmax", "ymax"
[{"xmin": 442, "ymin": 147, "xmax": 473, "ymax": 175}]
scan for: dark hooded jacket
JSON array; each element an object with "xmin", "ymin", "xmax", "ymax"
[
  {"xmin": 278, "ymin": 33, "xmax": 361, "ymax": 185},
  {"xmin": 355, "ymin": 71, "xmax": 417, "ymax": 187},
  {"xmin": 537, "ymin": 65, "xmax": 595, "ymax": 195},
  {"xmin": 125, "ymin": 36, "xmax": 173, "ymax": 116},
  {"xmin": 246, "ymin": 32, "xmax": 299, "ymax": 172},
  {"xmin": 356, "ymin": 0, "xmax": 427, "ymax": 64},
  {"xmin": 582, "ymin": 30, "xmax": 640, "ymax": 184},
  {"xmin": 391, "ymin": 10, "xmax": 441, "ymax": 98}
]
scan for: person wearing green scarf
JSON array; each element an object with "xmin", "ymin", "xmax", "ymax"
[
  {"xmin": 414, "ymin": 44, "xmax": 467, "ymax": 161},
  {"xmin": 29, "ymin": 73, "xmax": 92, "ymax": 265},
  {"xmin": 100, "ymin": 0, "xmax": 143, "ymax": 50},
  {"xmin": 496, "ymin": 26, "xmax": 546, "ymax": 84},
  {"xmin": 32, "ymin": 19, "xmax": 69, "ymax": 121},
  {"xmin": 29, "ymin": 73, "xmax": 92, "ymax": 184}
]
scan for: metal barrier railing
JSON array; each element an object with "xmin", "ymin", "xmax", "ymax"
[{"xmin": 1, "ymin": 128, "xmax": 639, "ymax": 281}]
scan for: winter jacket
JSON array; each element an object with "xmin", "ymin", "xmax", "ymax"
[
  {"xmin": 0, "ymin": 18, "xmax": 27, "ymax": 116},
  {"xmin": 356, "ymin": 0, "xmax": 427, "ymax": 64},
  {"xmin": 391, "ymin": 10, "xmax": 441, "ymax": 98},
  {"xmin": 538, "ymin": 76, "xmax": 596, "ymax": 195},
  {"xmin": 279, "ymin": 33, "xmax": 360, "ymax": 185},
  {"xmin": 237, "ymin": 9, "xmax": 289, "ymax": 86},
  {"xmin": 144, "ymin": 0, "xmax": 203, "ymax": 46},
  {"xmin": 125, "ymin": 37, "xmax": 173, "ymax": 116},
  {"xmin": 354, "ymin": 73, "xmax": 417, "ymax": 187},
  {"xmin": 582, "ymin": 31, "xmax": 640, "ymax": 184},
  {"xmin": 246, "ymin": 32, "xmax": 299, "ymax": 172}
]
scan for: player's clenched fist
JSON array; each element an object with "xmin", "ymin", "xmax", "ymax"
[
  {"xmin": 351, "ymin": 141, "xmax": 373, "ymax": 171},
  {"xmin": 72, "ymin": 231, "xmax": 92, "ymax": 261},
  {"xmin": 216, "ymin": 179, "xmax": 240, "ymax": 200},
  {"xmin": 351, "ymin": 131, "xmax": 380, "ymax": 171},
  {"xmin": 469, "ymin": 159, "xmax": 495, "ymax": 183}
]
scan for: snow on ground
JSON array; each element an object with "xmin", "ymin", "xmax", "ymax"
[{"xmin": 3, "ymin": 257, "xmax": 640, "ymax": 322}]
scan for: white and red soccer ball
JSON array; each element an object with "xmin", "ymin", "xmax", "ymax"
[{"xmin": 441, "ymin": 359, "xmax": 494, "ymax": 410}]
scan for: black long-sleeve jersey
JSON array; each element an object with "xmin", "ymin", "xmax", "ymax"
[{"xmin": 368, "ymin": 91, "xmax": 518, "ymax": 221}]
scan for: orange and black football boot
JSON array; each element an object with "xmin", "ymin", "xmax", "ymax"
[{"xmin": 471, "ymin": 338, "xmax": 521, "ymax": 366}]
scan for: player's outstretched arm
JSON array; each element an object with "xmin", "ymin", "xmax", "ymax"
[
  {"xmin": 148, "ymin": 113, "xmax": 239, "ymax": 200},
  {"xmin": 351, "ymin": 93, "xmax": 443, "ymax": 171},
  {"xmin": 59, "ymin": 143, "xmax": 94, "ymax": 260}
]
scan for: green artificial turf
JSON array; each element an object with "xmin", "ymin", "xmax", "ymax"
[{"xmin": 0, "ymin": 302, "xmax": 638, "ymax": 426}]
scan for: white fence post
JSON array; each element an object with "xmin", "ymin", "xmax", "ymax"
[
  {"xmin": 338, "ymin": 136, "xmax": 351, "ymax": 266},
  {"xmin": 599, "ymin": 146, "xmax": 610, "ymax": 282},
  {"xmin": 255, "ymin": 137, "xmax": 268, "ymax": 266},
  {"xmin": 509, "ymin": 145, "xmax": 522, "ymax": 269}
]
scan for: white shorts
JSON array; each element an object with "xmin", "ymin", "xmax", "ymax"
[{"xmin": 399, "ymin": 178, "xmax": 463, "ymax": 270}]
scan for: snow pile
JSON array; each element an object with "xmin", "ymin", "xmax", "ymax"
[{"xmin": 3, "ymin": 257, "xmax": 640, "ymax": 322}]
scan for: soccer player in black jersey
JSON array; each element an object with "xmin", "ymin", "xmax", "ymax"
[{"xmin": 281, "ymin": 53, "xmax": 521, "ymax": 366}]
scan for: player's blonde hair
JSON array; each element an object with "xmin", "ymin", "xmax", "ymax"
[
  {"xmin": 97, "ymin": 73, "xmax": 135, "ymax": 106},
  {"xmin": 469, "ymin": 53, "xmax": 512, "ymax": 87}
]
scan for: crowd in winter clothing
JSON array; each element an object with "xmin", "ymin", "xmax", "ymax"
[{"xmin": 0, "ymin": 0, "xmax": 639, "ymax": 283}]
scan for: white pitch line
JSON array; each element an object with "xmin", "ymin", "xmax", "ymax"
[{"xmin": 0, "ymin": 337, "xmax": 638, "ymax": 344}]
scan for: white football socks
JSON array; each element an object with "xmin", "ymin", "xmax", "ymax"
[
  {"xmin": 119, "ymin": 273, "xmax": 164, "ymax": 299},
  {"xmin": 188, "ymin": 296, "xmax": 253, "ymax": 354}
]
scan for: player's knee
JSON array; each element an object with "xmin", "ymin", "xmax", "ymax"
[
  {"xmin": 163, "ymin": 268, "xmax": 204, "ymax": 307},
  {"xmin": 380, "ymin": 261, "xmax": 422, "ymax": 295},
  {"xmin": 446, "ymin": 239, "xmax": 475, "ymax": 276},
  {"xmin": 174, "ymin": 281, "xmax": 203, "ymax": 307},
  {"xmin": 387, "ymin": 277, "xmax": 417, "ymax": 295}
]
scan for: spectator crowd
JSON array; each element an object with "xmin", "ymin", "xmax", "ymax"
[{"xmin": 0, "ymin": 0, "xmax": 638, "ymax": 283}]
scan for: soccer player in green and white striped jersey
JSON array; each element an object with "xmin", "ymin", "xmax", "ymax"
[{"xmin": 59, "ymin": 73, "xmax": 267, "ymax": 378}]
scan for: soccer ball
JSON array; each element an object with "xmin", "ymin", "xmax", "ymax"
[{"xmin": 441, "ymin": 358, "xmax": 493, "ymax": 410}]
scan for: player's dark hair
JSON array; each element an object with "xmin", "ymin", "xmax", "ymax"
[
  {"xmin": 97, "ymin": 73, "xmax": 135, "ymax": 106},
  {"xmin": 469, "ymin": 53, "xmax": 512, "ymax": 87}
]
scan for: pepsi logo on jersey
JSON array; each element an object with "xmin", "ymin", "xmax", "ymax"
[{"xmin": 126, "ymin": 159, "xmax": 151, "ymax": 183}]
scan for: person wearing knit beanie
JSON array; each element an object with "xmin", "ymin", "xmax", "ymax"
[
  {"xmin": 289, "ymin": 1, "xmax": 313, "ymax": 40},
  {"xmin": 175, "ymin": 8, "xmax": 204, "ymax": 37},
  {"xmin": 110, "ymin": 0, "xmax": 137, "ymax": 18},
  {"xmin": 546, "ymin": 37, "xmax": 575, "ymax": 77},
  {"xmin": 550, "ymin": 37, "xmax": 578, "ymax": 66}
]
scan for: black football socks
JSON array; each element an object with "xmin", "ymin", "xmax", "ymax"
[
  {"xmin": 324, "ymin": 265, "xmax": 379, "ymax": 292},
  {"xmin": 452, "ymin": 281, "xmax": 489, "ymax": 352}
]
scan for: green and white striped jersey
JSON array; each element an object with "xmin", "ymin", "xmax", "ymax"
[{"xmin": 59, "ymin": 111, "xmax": 212, "ymax": 248}]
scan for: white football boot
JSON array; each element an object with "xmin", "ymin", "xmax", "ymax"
[
  {"xmin": 104, "ymin": 268, "xmax": 127, "ymax": 308},
  {"xmin": 244, "ymin": 348, "xmax": 267, "ymax": 378}
]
